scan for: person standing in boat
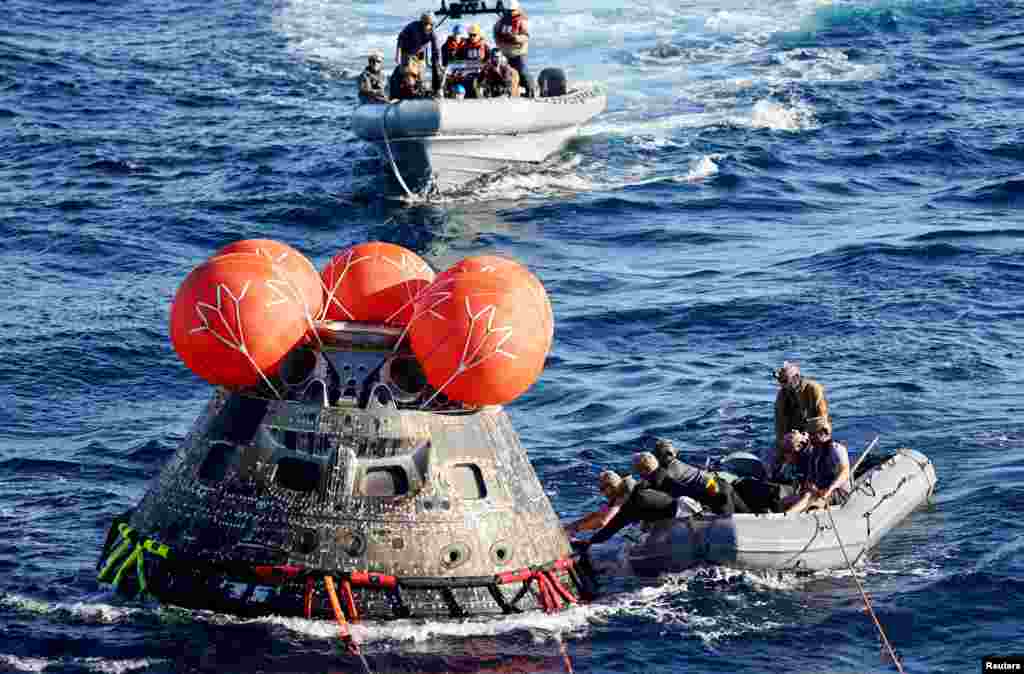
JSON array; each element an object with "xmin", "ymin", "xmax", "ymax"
[
  {"xmin": 564, "ymin": 470, "xmax": 637, "ymax": 537},
  {"xmin": 784, "ymin": 416, "xmax": 851, "ymax": 514},
  {"xmin": 357, "ymin": 52, "xmax": 390, "ymax": 104},
  {"xmin": 396, "ymin": 12, "xmax": 441, "ymax": 94},
  {"xmin": 773, "ymin": 360, "xmax": 830, "ymax": 464},
  {"xmin": 493, "ymin": 0, "xmax": 532, "ymax": 97},
  {"xmin": 461, "ymin": 24, "xmax": 490, "ymax": 63}
]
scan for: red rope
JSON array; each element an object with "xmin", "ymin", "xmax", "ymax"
[
  {"xmin": 543, "ymin": 570, "xmax": 577, "ymax": 606},
  {"xmin": 340, "ymin": 578, "xmax": 359, "ymax": 622}
]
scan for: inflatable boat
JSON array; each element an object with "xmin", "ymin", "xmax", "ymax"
[
  {"xmin": 625, "ymin": 447, "xmax": 937, "ymax": 576},
  {"xmin": 352, "ymin": 66, "xmax": 606, "ymax": 193}
]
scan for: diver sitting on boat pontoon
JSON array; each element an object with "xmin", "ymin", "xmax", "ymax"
[{"xmin": 358, "ymin": 52, "xmax": 390, "ymax": 104}]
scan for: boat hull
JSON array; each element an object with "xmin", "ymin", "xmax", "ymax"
[
  {"xmin": 351, "ymin": 86, "xmax": 606, "ymax": 192},
  {"xmin": 626, "ymin": 448, "xmax": 937, "ymax": 576}
]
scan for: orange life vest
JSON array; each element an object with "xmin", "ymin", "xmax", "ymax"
[{"xmin": 460, "ymin": 39, "xmax": 489, "ymax": 62}]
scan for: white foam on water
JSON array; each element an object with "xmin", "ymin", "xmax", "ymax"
[
  {"xmin": 0, "ymin": 656, "xmax": 51, "ymax": 673},
  {"xmin": 79, "ymin": 658, "xmax": 161, "ymax": 674},
  {"xmin": 746, "ymin": 98, "xmax": 818, "ymax": 131},
  {"xmin": 0, "ymin": 655, "xmax": 160, "ymax": 674},
  {"xmin": 259, "ymin": 602, "xmax": 600, "ymax": 645},
  {"xmin": 678, "ymin": 154, "xmax": 722, "ymax": 182},
  {"xmin": 0, "ymin": 593, "xmax": 145, "ymax": 624}
]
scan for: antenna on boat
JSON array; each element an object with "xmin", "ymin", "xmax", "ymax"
[{"xmin": 436, "ymin": 0, "xmax": 505, "ymax": 18}]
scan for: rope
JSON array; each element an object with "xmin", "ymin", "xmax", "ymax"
[
  {"xmin": 825, "ymin": 505, "xmax": 905, "ymax": 673},
  {"xmin": 381, "ymin": 104, "xmax": 417, "ymax": 200}
]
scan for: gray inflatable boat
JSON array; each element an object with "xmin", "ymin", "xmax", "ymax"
[
  {"xmin": 626, "ymin": 447, "xmax": 937, "ymax": 576},
  {"xmin": 352, "ymin": 66, "xmax": 606, "ymax": 193}
]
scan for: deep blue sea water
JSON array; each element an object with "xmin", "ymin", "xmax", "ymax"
[{"xmin": 2, "ymin": 0, "xmax": 1023, "ymax": 671}]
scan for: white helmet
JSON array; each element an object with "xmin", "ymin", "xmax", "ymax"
[{"xmin": 507, "ymin": 0, "xmax": 520, "ymax": 11}]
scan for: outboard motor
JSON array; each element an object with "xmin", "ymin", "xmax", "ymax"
[{"xmin": 537, "ymin": 67, "xmax": 567, "ymax": 97}]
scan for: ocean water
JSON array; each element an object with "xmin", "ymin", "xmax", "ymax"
[{"xmin": 2, "ymin": 0, "xmax": 1023, "ymax": 671}]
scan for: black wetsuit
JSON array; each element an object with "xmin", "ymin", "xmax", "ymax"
[{"xmin": 589, "ymin": 488, "xmax": 676, "ymax": 545}]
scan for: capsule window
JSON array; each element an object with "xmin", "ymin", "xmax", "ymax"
[
  {"xmin": 199, "ymin": 442, "xmax": 237, "ymax": 482},
  {"xmin": 362, "ymin": 466, "xmax": 410, "ymax": 497},
  {"xmin": 274, "ymin": 457, "xmax": 322, "ymax": 493},
  {"xmin": 450, "ymin": 463, "xmax": 486, "ymax": 500}
]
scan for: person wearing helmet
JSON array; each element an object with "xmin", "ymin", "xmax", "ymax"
[
  {"xmin": 357, "ymin": 52, "xmax": 389, "ymax": 104},
  {"xmin": 563, "ymin": 469, "xmax": 638, "ymax": 537},
  {"xmin": 476, "ymin": 49, "xmax": 520, "ymax": 97},
  {"xmin": 451, "ymin": 83, "xmax": 467, "ymax": 100},
  {"xmin": 772, "ymin": 360, "xmax": 830, "ymax": 464},
  {"xmin": 442, "ymin": 24, "xmax": 467, "ymax": 66},
  {"xmin": 460, "ymin": 23, "xmax": 490, "ymax": 63},
  {"xmin": 493, "ymin": 0, "xmax": 532, "ymax": 97},
  {"xmin": 396, "ymin": 11, "xmax": 441, "ymax": 93}
]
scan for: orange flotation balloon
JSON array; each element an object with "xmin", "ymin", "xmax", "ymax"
[
  {"xmin": 169, "ymin": 253, "xmax": 308, "ymax": 392},
  {"xmin": 321, "ymin": 241, "xmax": 434, "ymax": 325},
  {"xmin": 408, "ymin": 270, "xmax": 551, "ymax": 406},
  {"xmin": 216, "ymin": 239, "xmax": 324, "ymax": 322},
  {"xmin": 431, "ymin": 255, "xmax": 553, "ymax": 352}
]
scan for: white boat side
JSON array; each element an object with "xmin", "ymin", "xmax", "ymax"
[
  {"xmin": 626, "ymin": 448, "xmax": 938, "ymax": 576},
  {"xmin": 351, "ymin": 85, "xmax": 607, "ymax": 191}
]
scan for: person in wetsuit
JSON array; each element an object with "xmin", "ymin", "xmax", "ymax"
[
  {"xmin": 575, "ymin": 479, "xmax": 678, "ymax": 549},
  {"xmin": 357, "ymin": 53, "xmax": 389, "ymax": 104},
  {"xmin": 564, "ymin": 470, "xmax": 637, "ymax": 537},
  {"xmin": 645, "ymin": 442, "xmax": 750, "ymax": 515}
]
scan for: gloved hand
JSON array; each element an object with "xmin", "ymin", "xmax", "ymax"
[{"xmin": 570, "ymin": 539, "xmax": 591, "ymax": 553}]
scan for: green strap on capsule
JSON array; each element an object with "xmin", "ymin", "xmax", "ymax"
[
  {"xmin": 97, "ymin": 528, "xmax": 136, "ymax": 582},
  {"xmin": 142, "ymin": 539, "xmax": 169, "ymax": 559},
  {"xmin": 112, "ymin": 544, "xmax": 143, "ymax": 590},
  {"xmin": 98, "ymin": 522, "xmax": 171, "ymax": 597}
]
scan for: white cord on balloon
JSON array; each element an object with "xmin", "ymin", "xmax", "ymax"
[
  {"xmin": 419, "ymin": 297, "xmax": 515, "ymax": 409},
  {"xmin": 189, "ymin": 281, "xmax": 284, "ymax": 400}
]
